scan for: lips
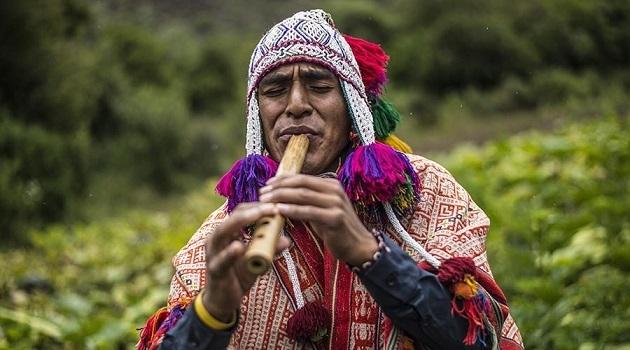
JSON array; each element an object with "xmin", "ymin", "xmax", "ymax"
[
  {"xmin": 279, "ymin": 125, "xmax": 317, "ymax": 137},
  {"xmin": 277, "ymin": 126, "xmax": 318, "ymax": 146}
]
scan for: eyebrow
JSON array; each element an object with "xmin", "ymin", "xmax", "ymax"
[
  {"xmin": 259, "ymin": 72, "xmax": 290, "ymax": 88},
  {"xmin": 259, "ymin": 67, "xmax": 336, "ymax": 87},
  {"xmin": 299, "ymin": 68, "xmax": 336, "ymax": 81}
]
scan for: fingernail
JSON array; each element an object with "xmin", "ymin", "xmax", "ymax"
[
  {"xmin": 259, "ymin": 185, "xmax": 271, "ymax": 194},
  {"xmin": 266, "ymin": 176, "xmax": 276, "ymax": 184},
  {"xmin": 259, "ymin": 193, "xmax": 271, "ymax": 202}
]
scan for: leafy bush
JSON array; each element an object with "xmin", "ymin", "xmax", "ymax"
[
  {"xmin": 457, "ymin": 69, "xmax": 628, "ymax": 115},
  {"xmin": 0, "ymin": 116, "xmax": 90, "ymax": 241},
  {"xmin": 187, "ymin": 43, "xmax": 237, "ymax": 115},
  {"xmin": 417, "ymin": 14, "xmax": 537, "ymax": 92},
  {"xmin": 0, "ymin": 0, "xmax": 98, "ymax": 241},
  {"xmin": 513, "ymin": 0, "xmax": 630, "ymax": 70},
  {"xmin": 0, "ymin": 1, "xmax": 237, "ymax": 238},
  {"xmin": 438, "ymin": 116, "xmax": 630, "ymax": 349},
  {"xmin": 386, "ymin": 0, "xmax": 630, "ymax": 94}
]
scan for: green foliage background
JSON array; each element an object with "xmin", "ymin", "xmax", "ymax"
[
  {"xmin": 439, "ymin": 118, "xmax": 630, "ymax": 349},
  {"xmin": 1, "ymin": 0, "xmax": 629, "ymax": 349}
]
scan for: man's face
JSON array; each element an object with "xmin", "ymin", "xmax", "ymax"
[{"xmin": 257, "ymin": 62, "xmax": 351, "ymax": 175}]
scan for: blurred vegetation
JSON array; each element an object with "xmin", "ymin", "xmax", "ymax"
[
  {"xmin": 0, "ymin": 181, "xmax": 223, "ymax": 349},
  {"xmin": 1, "ymin": 0, "xmax": 629, "ymax": 348},
  {"xmin": 438, "ymin": 117, "xmax": 630, "ymax": 349}
]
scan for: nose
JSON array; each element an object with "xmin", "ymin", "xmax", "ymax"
[{"xmin": 285, "ymin": 82, "xmax": 313, "ymax": 119}]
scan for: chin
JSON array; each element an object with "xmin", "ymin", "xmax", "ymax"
[
  {"xmin": 302, "ymin": 156, "xmax": 337, "ymax": 175},
  {"xmin": 300, "ymin": 154, "xmax": 322, "ymax": 175},
  {"xmin": 300, "ymin": 161, "xmax": 318, "ymax": 176}
]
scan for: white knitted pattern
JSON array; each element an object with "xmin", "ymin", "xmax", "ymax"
[
  {"xmin": 247, "ymin": 10, "xmax": 363, "ymax": 94},
  {"xmin": 383, "ymin": 202, "xmax": 441, "ymax": 269},
  {"xmin": 245, "ymin": 94, "xmax": 263, "ymax": 155},
  {"xmin": 341, "ymin": 80, "xmax": 375, "ymax": 144},
  {"xmin": 277, "ymin": 226, "xmax": 305, "ymax": 311},
  {"xmin": 248, "ymin": 44, "xmax": 362, "ymax": 99},
  {"xmin": 244, "ymin": 9, "xmax": 375, "ymax": 155},
  {"xmin": 282, "ymin": 248, "xmax": 305, "ymax": 309}
]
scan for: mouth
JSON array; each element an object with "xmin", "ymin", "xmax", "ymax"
[{"xmin": 278, "ymin": 126, "xmax": 318, "ymax": 144}]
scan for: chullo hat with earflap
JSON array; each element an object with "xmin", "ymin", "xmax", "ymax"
[{"xmin": 216, "ymin": 9, "xmax": 415, "ymax": 221}]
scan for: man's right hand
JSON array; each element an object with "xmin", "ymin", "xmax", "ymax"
[{"xmin": 202, "ymin": 202, "xmax": 290, "ymax": 323}]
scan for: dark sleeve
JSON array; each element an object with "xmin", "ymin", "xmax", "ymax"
[
  {"xmin": 158, "ymin": 305, "xmax": 234, "ymax": 350},
  {"xmin": 355, "ymin": 235, "xmax": 486, "ymax": 350}
]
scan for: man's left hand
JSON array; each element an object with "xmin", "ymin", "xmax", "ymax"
[{"xmin": 259, "ymin": 174, "xmax": 378, "ymax": 266}]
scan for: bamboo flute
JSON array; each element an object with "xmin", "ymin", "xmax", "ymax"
[{"xmin": 245, "ymin": 134, "xmax": 309, "ymax": 274}]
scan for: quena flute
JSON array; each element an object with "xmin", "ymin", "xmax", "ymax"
[{"xmin": 245, "ymin": 134, "xmax": 310, "ymax": 274}]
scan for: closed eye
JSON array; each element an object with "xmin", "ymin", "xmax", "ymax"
[
  {"xmin": 260, "ymin": 86, "xmax": 287, "ymax": 97},
  {"xmin": 310, "ymin": 85, "xmax": 334, "ymax": 93}
]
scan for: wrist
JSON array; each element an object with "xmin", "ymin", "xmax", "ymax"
[
  {"xmin": 345, "ymin": 234, "xmax": 379, "ymax": 266},
  {"xmin": 195, "ymin": 291, "xmax": 237, "ymax": 331},
  {"xmin": 201, "ymin": 290, "xmax": 236, "ymax": 323},
  {"xmin": 349, "ymin": 229, "xmax": 390, "ymax": 272}
]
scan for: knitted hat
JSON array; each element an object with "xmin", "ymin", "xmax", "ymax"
[{"xmin": 217, "ymin": 9, "xmax": 417, "ymax": 223}]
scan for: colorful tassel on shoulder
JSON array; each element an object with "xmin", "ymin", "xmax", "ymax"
[
  {"xmin": 136, "ymin": 304, "xmax": 187, "ymax": 350},
  {"xmin": 437, "ymin": 257, "xmax": 491, "ymax": 347},
  {"xmin": 216, "ymin": 154, "xmax": 278, "ymax": 212},
  {"xmin": 137, "ymin": 307, "xmax": 168, "ymax": 350}
]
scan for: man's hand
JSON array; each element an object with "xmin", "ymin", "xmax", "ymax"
[
  {"xmin": 203, "ymin": 203, "xmax": 290, "ymax": 322},
  {"xmin": 259, "ymin": 175, "xmax": 378, "ymax": 266}
]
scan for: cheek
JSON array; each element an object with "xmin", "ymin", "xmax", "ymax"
[
  {"xmin": 258, "ymin": 100, "xmax": 276, "ymax": 130},
  {"xmin": 258, "ymin": 100, "xmax": 283, "ymax": 158},
  {"xmin": 329, "ymin": 99, "xmax": 351, "ymax": 142},
  {"xmin": 327, "ymin": 122, "xmax": 350, "ymax": 152},
  {"xmin": 320, "ymin": 104, "xmax": 350, "ymax": 152}
]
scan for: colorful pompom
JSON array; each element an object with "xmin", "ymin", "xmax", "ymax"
[
  {"xmin": 343, "ymin": 34, "xmax": 389, "ymax": 97},
  {"xmin": 383, "ymin": 134, "xmax": 412, "ymax": 154},
  {"xmin": 338, "ymin": 143, "xmax": 419, "ymax": 222},
  {"xmin": 395, "ymin": 150, "xmax": 421, "ymax": 215},
  {"xmin": 216, "ymin": 154, "xmax": 278, "ymax": 212},
  {"xmin": 371, "ymin": 97, "xmax": 401, "ymax": 139},
  {"xmin": 137, "ymin": 307, "xmax": 169, "ymax": 350}
]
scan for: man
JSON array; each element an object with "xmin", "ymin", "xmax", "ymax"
[{"xmin": 138, "ymin": 10, "xmax": 524, "ymax": 350}]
